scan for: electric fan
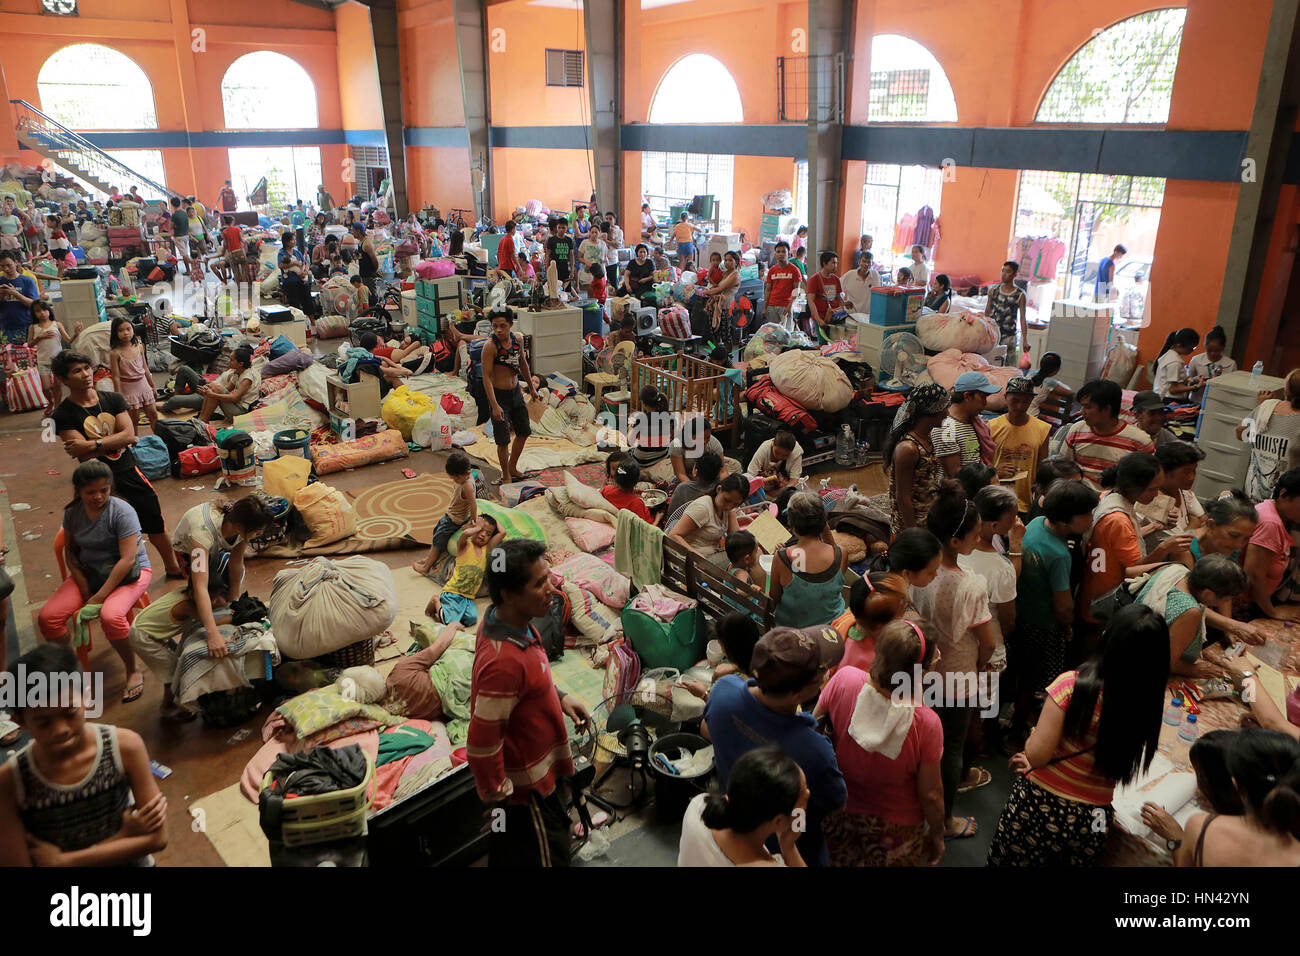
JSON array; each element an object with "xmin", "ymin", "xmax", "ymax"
[
  {"xmin": 634, "ymin": 306, "xmax": 660, "ymax": 336},
  {"xmin": 571, "ymin": 683, "xmax": 679, "ymax": 810},
  {"xmin": 879, "ymin": 331, "xmax": 927, "ymax": 390}
]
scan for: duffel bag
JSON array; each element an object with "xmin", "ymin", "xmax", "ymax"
[
  {"xmin": 134, "ymin": 435, "xmax": 172, "ymax": 480},
  {"xmin": 178, "ymin": 445, "xmax": 220, "ymax": 476}
]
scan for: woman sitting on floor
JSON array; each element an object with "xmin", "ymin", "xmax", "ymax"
[
  {"xmin": 131, "ymin": 495, "xmax": 273, "ymax": 721},
  {"xmin": 1136, "ymin": 554, "xmax": 1247, "ymax": 679}
]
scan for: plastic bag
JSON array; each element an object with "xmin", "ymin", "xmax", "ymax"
[
  {"xmin": 412, "ymin": 405, "xmax": 453, "ymax": 450},
  {"xmin": 381, "ymin": 384, "xmax": 438, "ymax": 441}
]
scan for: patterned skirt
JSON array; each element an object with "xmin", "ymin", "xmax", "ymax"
[
  {"xmin": 823, "ymin": 808, "xmax": 926, "ymax": 867},
  {"xmin": 986, "ymin": 776, "xmax": 1113, "ymax": 867}
]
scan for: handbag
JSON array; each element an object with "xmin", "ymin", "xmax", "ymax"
[
  {"xmin": 83, "ymin": 559, "xmax": 141, "ymax": 596},
  {"xmin": 5, "ymin": 367, "xmax": 44, "ymax": 412}
]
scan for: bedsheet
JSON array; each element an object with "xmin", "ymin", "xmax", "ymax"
[{"xmin": 462, "ymin": 422, "xmax": 624, "ymax": 474}]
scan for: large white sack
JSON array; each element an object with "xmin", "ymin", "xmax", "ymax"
[
  {"xmin": 268, "ymin": 555, "xmax": 398, "ymax": 659},
  {"xmin": 768, "ymin": 348, "xmax": 855, "ymax": 412}
]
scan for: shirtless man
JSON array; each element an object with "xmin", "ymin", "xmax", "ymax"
[{"xmin": 481, "ymin": 308, "xmax": 541, "ymax": 484}]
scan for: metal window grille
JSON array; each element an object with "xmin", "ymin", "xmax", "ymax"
[
  {"xmin": 860, "ymin": 164, "xmax": 943, "ymax": 256},
  {"xmin": 640, "ymin": 151, "xmax": 733, "ymax": 232},
  {"xmin": 351, "ymin": 145, "xmax": 389, "ymax": 171},
  {"xmin": 1014, "ymin": 169, "xmax": 1166, "ymax": 297},
  {"xmin": 1036, "ymin": 8, "xmax": 1186, "ymax": 124},
  {"xmin": 869, "ymin": 69, "xmax": 932, "ymax": 122},
  {"xmin": 545, "ymin": 49, "xmax": 584, "ymax": 88},
  {"xmin": 41, "ymin": 0, "xmax": 78, "ymax": 15},
  {"xmin": 777, "ymin": 55, "xmax": 844, "ymax": 123}
]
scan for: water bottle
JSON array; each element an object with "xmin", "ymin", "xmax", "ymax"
[
  {"xmin": 1178, "ymin": 712, "xmax": 1199, "ymax": 745},
  {"xmin": 836, "ymin": 424, "xmax": 854, "ymax": 465},
  {"xmin": 1163, "ymin": 695, "xmax": 1183, "ymax": 726},
  {"xmin": 1252, "ymin": 360, "xmax": 1264, "ymax": 384}
]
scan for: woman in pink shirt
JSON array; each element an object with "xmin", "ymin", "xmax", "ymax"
[
  {"xmin": 815, "ymin": 619, "xmax": 946, "ymax": 867},
  {"xmin": 1244, "ymin": 467, "xmax": 1300, "ymax": 620}
]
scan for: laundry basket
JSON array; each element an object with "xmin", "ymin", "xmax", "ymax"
[
  {"xmin": 260, "ymin": 752, "xmax": 375, "ymax": 847},
  {"xmin": 320, "ymin": 637, "xmax": 377, "ymax": 669}
]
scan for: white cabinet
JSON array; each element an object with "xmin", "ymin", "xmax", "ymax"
[
  {"xmin": 1194, "ymin": 369, "xmax": 1285, "ymax": 500},
  {"xmin": 1046, "ymin": 299, "xmax": 1113, "ymax": 388},
  {"xmin": 509, "ymin": 305, "xmax": 583, "ymax": 382}
]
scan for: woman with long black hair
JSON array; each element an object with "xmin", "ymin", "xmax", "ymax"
[
  {"xmin": 886, "ymin": 383, "xmax": 950, "ymax": 534},
  {"xmin": 986, "ymin": 603, "xmax": 1170, "ymax": 866}
]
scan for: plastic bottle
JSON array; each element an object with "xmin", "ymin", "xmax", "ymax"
[
  {"xmin": 1163, "ymin": 695, "xmax": 1184, "ymax": 726},
  {"xmin": 836, "ymin": 424, "xmax": 854, "ymax": 465},
  {"xmin": 1252, "ymin": 360, "xmax": 1264, "ymax": 384},
  {"xmin": 1178, "ymin": 712, "xmax": 1199, "ymax": 745}
]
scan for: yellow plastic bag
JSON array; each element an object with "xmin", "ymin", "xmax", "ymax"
[
  {"xmin": 263, "ymin": 455, "xmax": 312, "ymax": 500},
  {"xmin": 292, "ymin": 482, "xmax": 356, "ymax": 548},
  {"xmin": 381, "ymin": 385, "xmax": 438, "ymax": 441}
]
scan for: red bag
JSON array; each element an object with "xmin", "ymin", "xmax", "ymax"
[
  {"xmin": 440, "ymin": 393, "xmax": 464, "ymax": 415},
  {"xmin": 5, "ymin": 368, "xmax": 44, "ymax": 412},
  {"xmin": 658, "ymin": 305, "xmax": 690, "ymax": 339},
  {"xmin": 178, "ymin": 445, "xmax": 220, "ymax": 476}
]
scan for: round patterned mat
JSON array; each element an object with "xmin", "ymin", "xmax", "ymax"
[{"xmin": 351, "ymin": 474, "xmax": 456, "ymax": 545}]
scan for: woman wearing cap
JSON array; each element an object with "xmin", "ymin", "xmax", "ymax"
[
  {"xmin": 678, "ymin": 746, "xmax": 809, "ymax": 867},
  {"xmin": 987, "ymin": 604, "xmax": 1169, "ymax": 866},
  {"xmin": 933, "ymin": 373, "xmax": 1001, "ymax": 477},
  {"xmin": 885, "ymin": 383, "xmax": 949, "ymax": 534},
  {"xmin": 909, "ymin": 481, "xmax": 998, "ymax": 839},
  {"xmin": 770, "ymin": 492, "xmax": 848, "ymax": 629},
  {"xmin": 815, "ymin": 619, "xmax": 946, "ymax": 866}
]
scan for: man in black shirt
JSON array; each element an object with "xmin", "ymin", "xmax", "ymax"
[
  {"xmin": 50, "ymin": 351, "xmax": 182, "ymax": 578},
  {"xmin": 169, "ymin": 196, "xmax": 192, "ymax": 270},
  {"xmin": 545, "ymin": 217, "xmax": 575, "ymax": 290}
]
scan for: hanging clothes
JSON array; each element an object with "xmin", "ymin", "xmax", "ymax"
[
  {"xmin": 913, "ymin": 206, "xmax": 936, "ymax": 249},
  {"xmin": 1036, "ymin": 239, "xmax": 1067, "ymax": 281}
]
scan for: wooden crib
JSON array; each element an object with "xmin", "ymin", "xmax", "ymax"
[{"xmin": 629, "ymin": 352, "xmax": 738, "ymax": 439}]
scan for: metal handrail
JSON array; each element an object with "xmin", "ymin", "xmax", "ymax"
[{"xmin": 9, "ymin": 98, "xmax": 179, "ymax": 200}]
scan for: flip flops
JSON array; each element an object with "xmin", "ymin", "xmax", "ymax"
[
  {"xmin": 945, "ymin": 817, "xmax": 978, "ymax": 840},
  {"xmin": 957, "ymin": 766, "xmax": 992, "ymax": 794}
]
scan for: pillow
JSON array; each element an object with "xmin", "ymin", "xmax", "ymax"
[
  {"xmin": 544, "ymin": 487, "xmax": 616, "ymax": 524},
  {"xmin": 562, "ymin": 580, "xmax": 620, "ymax": 646},
  {"xmin": 262, "ymin": 348, "xmax": 315, "ymax": 376},
  {"xmin": 447, "ymin": 499, "xmax": 547, "ymax": 551},
  {"xmin": 564, "ymin": 471, "xmax": 618, "ymax": 516},
  {"xmin": 565, "ymin": 517, "xmax": 616, "ymax": 552},
  {"xmin": 275, "ymin": 685, "xmax": 397, "ymax": 739},
  {"xmin": 554, "ymin": 552, "xmax": 630, "ymax": 608}
]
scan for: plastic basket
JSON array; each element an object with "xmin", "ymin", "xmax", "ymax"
[{"xmin": 261, "ymin": 752, "xmax": 374, "ymax": 848}]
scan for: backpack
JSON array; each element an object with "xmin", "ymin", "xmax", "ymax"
[
  {"xmin": 602, "ymin": 638, "xmax": 642, "ymax": 703},
  {"xmin": 134, "ymin": 434, "xmax": 171, "ymax": 480},
  {"xmin": 179, "ymin": 444, "xmax": 221, "ymax": 476},
  {"xmin": 156, "ymin": 418, "xmax": 215, "ymax": 478},
  {"xmin": 249, "ymin": 495, "xmax": 291, "ymax": 552},
  {"xmin": 268, "ymin": 334, "xmax": 296, "ymax": 359}
]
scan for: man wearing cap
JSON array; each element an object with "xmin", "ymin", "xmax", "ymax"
[
  {"xmin": 990, "ymin": 377, "xmax": 1052, "ymax": 515},
  {"xmin": 933, "ymin": 372, "xmax": 1003, "ymax": 477},
  {"xmin": 1131, "ymin": 389, "xmax": 1178, "ymax": 449},
  {"xmin": 701, "ymin": 625, "xmax": 847, "ymax": 866}
]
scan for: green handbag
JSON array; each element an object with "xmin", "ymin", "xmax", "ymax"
[{"xmin": 620, "ymin": 606, "xmax": 704, "ymax": 673}]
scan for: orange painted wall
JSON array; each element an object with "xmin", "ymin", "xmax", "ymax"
[
  {"xmin": 491, "ymin": 147, "xmax": 593, "ymax": 225},
  {"xmin": 487, "ymin": 0, "xmax": 589, "ymax": 128},
  {"xmin": 937, "ymin": 168, "xmax": 1019, "ymax": 281},
  {"xmin": 0, "ymin": 0, "xmax": 350, "ymax": 204},
  {"xmin": 407, "ymin": 146, "xmax": 474, "ymax": 216},
  {"xmin": 733, "ymin": 156, "xmax": 800, "ymax": 242},
  {"xmin": 335, "ymin": 2, "xmax": 383, "ymax": 132},
  {"xmin": 399, "ymin": 0, "xmax": 464, "ymax": 129}
]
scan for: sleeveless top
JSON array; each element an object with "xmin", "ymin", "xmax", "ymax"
[
  {"xmin": 889, "ymin": 432, "xmax": 939, "ymax": 534},
  {"xmin": 359, "ymin": 241, "xmax": 379, "ymax": 280},
  {"xmin": 12, "ymin": 724, "xmax": 133, "ymax": 854},
  {"xmin": 1192, "ymin": 813, "xmax": 1300, "ymax": 867},
  {"xmin": 491, "ymin": 333, "xmax": 523, "ymax": 374},
  {"xmin": 116, "ymin": 346, "xmax": 147, "ymax": 383},
  {"xmin": 986, "ymin": 284, "xmax": 1022, "ymax": 336},
  {"xmin": 774, "ymin": 544, "xmax": 845, "ymax": 627}
]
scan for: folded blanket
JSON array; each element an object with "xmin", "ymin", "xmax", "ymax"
[{"xmin": 173, "ymin": 622, "xmax": 282, "ymax": 710}]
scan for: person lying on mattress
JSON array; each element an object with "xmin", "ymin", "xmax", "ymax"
[
  {"xmin": 357, "ymin": 330, "xmax": 435, "ymax": 385},
  {"xmin": 385, "ymin": 621, "xmax": 477, "ymax": 738},
  {"xmin": 425, "ymin": 515, "xmax": 506, "ymax": 628}
]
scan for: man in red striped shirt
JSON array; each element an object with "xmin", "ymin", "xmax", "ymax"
[
  {"xmin": 1056, "ymin": 379, "xmax": 1153, "ymax": 491},
  {"xmin": 468, "ymin": 538, "xmax": 591, "ymax": 866}
]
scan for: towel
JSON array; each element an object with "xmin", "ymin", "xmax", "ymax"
[
  {"xmin": 615, "ymin": 509, "xmax": 663, "ymax": 589},
  {"xmin": 847, "ymin": 680, "xmax": 916, "ymax": 760},
  {"xmin": 70, "ymin": 604, "xmax": 103, "ymax": 649}
]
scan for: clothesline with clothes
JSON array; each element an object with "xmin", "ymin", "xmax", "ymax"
[{"xmin": 1009, "ymin": 235, "xmax": 1067, "ymax": 283}]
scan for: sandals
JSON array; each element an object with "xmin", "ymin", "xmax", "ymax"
[
  {"xmin": 945, "ymin": 816, "xmax": 978, "ymax": 840},
  {"xmin": 957, "ymin": 766, "xmax": 992, "ymax": 794},
  {"xmin": 121, "ymin": 675, "xmax": 146, "ymax": 704}
]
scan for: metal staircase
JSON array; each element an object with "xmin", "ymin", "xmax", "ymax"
[{"xmin": 10, "ymin": 99, "xmax": 180, "ymax": 202}]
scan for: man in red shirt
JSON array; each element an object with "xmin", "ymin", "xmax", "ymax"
[
  {"xmin": 496, "ymin": 219, "xmax": 519, "ymax": 277},
  {"xmin": 763, "ymin": 240, "xmax": 802, "ymax": 329},
  {"xmin": 806, "ymin": 250, "xmax": 845, "ymax": 337},
  {"xmin": 468, "ymin": 539, "xmax": 592, "ymax": 867},
  {"xmin": 217, "ymin": 180, "xmax": 237, "ymax": 213}
]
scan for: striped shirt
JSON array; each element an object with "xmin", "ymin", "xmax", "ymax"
[
  {"xmin": 1059, "ymin": 421, "xmax": 1153, "ymax": 491},
  {"xmin": 1027, "ymin": 671, "xmax": 1114, "ymax": 805},
  {"xmin": 467, "ymin": 607, "xmax": 573, "ymax": 804}
]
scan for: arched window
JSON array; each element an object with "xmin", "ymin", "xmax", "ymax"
[
  {"xmin": 221, "ymin": 52, "xmax": 318, "ymax": 129},
  {"xmin": 37, "ymin": 44, "xmax": 158, "ymax": 130},
  {"xmin": 868, "ymin": 35, "xmax": 957, "ymax": 123},
  {"xmin": 647, "ymin": 54, "xmax": 743, "ymax": 124},
  {"xmin": 642, "ymin": 55, "xmax": 742, "ymax": 233},
  {"xmin": 1036, "ymin": 8, "xmax": 1187, "ymax": 124}
]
